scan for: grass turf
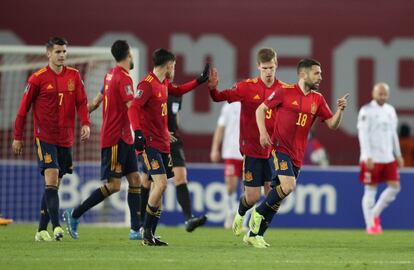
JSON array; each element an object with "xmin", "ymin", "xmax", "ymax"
[{"xmin": 1, "ymin": 225, "xmax": 413, "ymax": 270}]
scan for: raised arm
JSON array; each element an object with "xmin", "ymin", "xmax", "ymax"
[
  {"xmin": 207, "ymin": 67, "xmax": 243, "ymax": 102},
  {"xmin": 88, "ymin": 90, "xmax": 103, "ymax": 113},
  {"xmin": 325, "ymin": 93, "xmax": 349, "ymax": 129},
  {"xmin": 168, "ymin": 63, "xmax": 210, "ymax": 96}
]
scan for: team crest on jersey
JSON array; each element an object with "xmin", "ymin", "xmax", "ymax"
[
  {"xmin": 151, "ymin": 159, "xmax": 160, "ymax": 170},
  {"xmin": 125, "ymin": 85, "xmax": 133, "ymax": 95},
  {"xmin": 44, "ymin": 153, "xmax": 52, "ymax": 164},
  {"xmin": 311, "ymin": 102, "xmax": 317, "ymax": 115},
  {"xmin": 115, "ymin": 163, "xmax": 122, "ymax": 173},
  {"xmin": 244, "ymin": 171, "xmax": 253, "ymax": 181},
  {"xmin": 67, "ymin": 79, "xmax": 75, "ymax": 91},
  {"xmin": 279, "ymin": 160, "xmax": 288, "ymax": 171}
]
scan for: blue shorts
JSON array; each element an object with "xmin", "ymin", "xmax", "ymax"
[
  {"xmin": 34, "ymin": 138, "xmax": 73, "ymax": 178},
  {"xmin": 242, "ymin": 156, "xmax": 272, "ymax": 187},
  {"xmin": 269, "ymin": 150, "xmax": 300, "ymax": 185},
  {"xmin": 101, "ymin": 139, "xmax": 138, "ymax": 180},
  {"xmin": 141, "ymin": 147, "xmax": 174, "ymax": 179}
]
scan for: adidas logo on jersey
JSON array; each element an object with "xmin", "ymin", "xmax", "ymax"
[
  {"xmin": 292, "ymin": 100, "xmax": 298, "ymax": 106},
  {"xmin": 253, "ymin": 94, "xmax": 261, "ymax": 100},
  {"xmin": 46, "ymin": 84, "xmax": 54, "ymax": 90}
]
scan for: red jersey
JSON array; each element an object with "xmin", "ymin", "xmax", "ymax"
[
  {"xmin": 210, "ymin": 77, "xmax": 287, "ymax": 159},
  {"xmin": 264, "ymin": 84, "xmax": 333, "ymax": 167},
  {"xmin": 101, "ymin": 66, "xmax": 135, "ymax": 148},
  {"xmin": 129, "ymin": 72, "xmax": 199, "ymax": 153},
  {"xmin": 14, "ymin": 65, "xmax": 90, "ymax": 147}
]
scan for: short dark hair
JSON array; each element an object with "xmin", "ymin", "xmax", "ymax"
[
  {"xmin": 152, "ymin": 48, "xmax": 176, "ymax": 67},
  {"xmin": 111, "ymin": 40, "xmax": 130, "ymax": 62},
  {"xmin": 46, "ymin": 37, "xmax": 68, "ymax": 50},
  {"xmin": 257, "ymin": 48, "xmax": 276, "ymax": 63},
  {"xmin": 297, "ymin": 58, "xmax": 321, "ymax": 74}
]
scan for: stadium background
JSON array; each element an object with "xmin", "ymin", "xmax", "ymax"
[{"xmin": 0, "ymin": 0, "xmax": 413, "ymax": 228}]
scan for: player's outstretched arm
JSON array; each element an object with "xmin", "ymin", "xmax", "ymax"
[
  {"xmin": 168, "ymin": 63, "xmax": 210, "ymax": 96},
  {"xmin": 196, "ymin": 63, "xmax": 210, "ymax": 84},
  {"xmin": 256, "ymin": 103, "xmax": 272, "ymax": 148},
  {"xmin": 207, "ymin": 68, "xmax": 243, "ymax": 103},
  {"xmin": 88, "ymin": 92, "xmax": 103, "ymax": 113},
  {"xmin": 325, "ymin": 93, "xmax": 349, "ymax": 130}
]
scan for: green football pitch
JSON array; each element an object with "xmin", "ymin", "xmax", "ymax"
[{"xmin": 1, "ymin": 225, "xmax": 413, "ymax": 270}]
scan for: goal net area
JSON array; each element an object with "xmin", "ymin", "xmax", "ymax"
[{"xmin": 0, "ymin": 45, "xmax": 139, "ymax": 226}]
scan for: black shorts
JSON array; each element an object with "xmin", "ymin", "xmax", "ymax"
[
  {"xmin": 269, "ymin": 150, "xmax": 300, "ymax": 186},
  {"xmin": 242, "ymin": 155, "xmax": 272, "ymax": 187},
  {"xmin": 170, "ymin": 137, "xmax": 186, "ymax": 167},
  {"xmin": 101, "ymin": 139, "xmax": 138, "ymax": 180},
  {"xmin": 34, "ymin": 138, "xmax": 73, "ymax": 178},
  {"xmin": 141, "ymin": 147, "xmax": 174, "ymax": 179}
]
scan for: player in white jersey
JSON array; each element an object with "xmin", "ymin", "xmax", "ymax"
[
  {"xmin": 357, "ymin": 82, "xmax": 404, "ymax": 234},
  {"xmin": 210, "ymin": 102, "xmax": 243, "ymax": 228}
]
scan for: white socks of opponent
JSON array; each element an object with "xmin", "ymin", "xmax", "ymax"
[{"xmin": 361, "ymin": 185, "xmax": 400, "ymax": 232}]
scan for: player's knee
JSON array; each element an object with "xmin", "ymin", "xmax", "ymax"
[
  {"xmin": 388, "ymin": 184, "xmax": 401, "ymax": 200},
  {"xmin": 128, "ymin": 173, "xmax": 141, "ymax": 186},
  {"xmin": 263, "ymin": 183, "xmax": 272, "ymax": 196},
  {"xmin": 225, "ymin": 182, "xmax": 237, "ymax": 193},
  {"xmin": 44, "ymin": 168, "xmax": 59, "ymax": 186},
  {"xmin": 157, "ymin": 180, "xmax": 168, "ymax": 193},
  {"xmin": 173, "ymin": 176, "xmax": 187, "ymax": 186},
  {"xmin": 141, "ymin": 175, "xmax": 151, "ymax": 188},
  {"xmin": 281, "ymin": 182, "xmax": 295, "ymax": 196},
  {"xmin": 245, "ymin": 189, "xmax": 260, "ymax": 205},
  {"xmin": 391, "ymin": 184, "xmax": 401, "ymax": 194},
  {"xmin": 106, "ymin": 182, "xmax": 121, "ymax": 194}
]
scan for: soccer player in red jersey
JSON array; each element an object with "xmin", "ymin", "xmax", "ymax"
[
  {"xmin": 63, "ymin": 40, "xmax": 142, "ymax": 240},
  {"xmin": 208, "ymin": 48, "xmax": 288, "ymax": 247},
  {"xmin": 128, "ymin": 48, "xmax": 209, "ymax": 246},
  {"xmin": 250, "ymin": 59, "xmax": 349, "ymax": 247},
  {"xmin": 12, "ymin": 37, "xmax": 91, "ymax": 241}
]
